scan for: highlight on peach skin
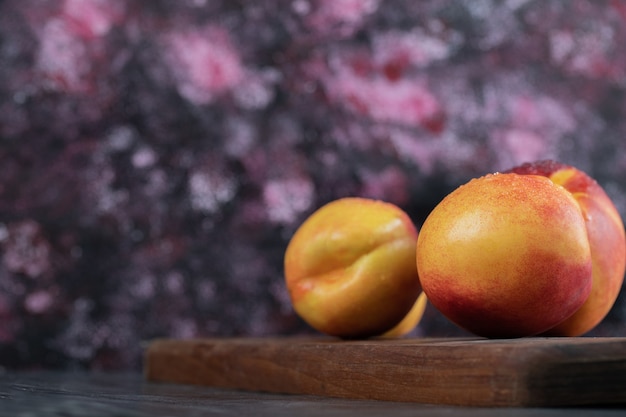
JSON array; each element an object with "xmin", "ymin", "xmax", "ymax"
[
  {"xmin": 416, "ymin": 167, "xmax": 595, "ymax": 338},
  {"xmin": 506, "ymin": 160, "xmax": 626, "ymax": 336},
  {"xmin": 284, "ymin": 197, "xmax": 423, "ymax": 339}
]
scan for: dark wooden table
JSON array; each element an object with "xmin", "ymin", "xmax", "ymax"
[{"xmin": 1, "ymin": 371, "xmax": 625, "ymax": 416}]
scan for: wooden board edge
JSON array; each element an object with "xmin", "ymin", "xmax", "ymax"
[{"xmin": 143, "ymin": 337, "xmax": 626, "ymax": 408}]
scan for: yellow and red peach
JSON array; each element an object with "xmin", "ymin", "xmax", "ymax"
[
  {"xmin": 416, "ymin": 172, "xmax": 594, "ymax": 338},
  {"xmin": 506, "ymin": 160, "xmax": 626, "ymax": 336},
  {"xmin": 284, "ymin": 197, "xmax": 422, "ymax": 338}
]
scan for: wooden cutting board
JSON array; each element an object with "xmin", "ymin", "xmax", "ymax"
[{"xmin": 144, "ymin": 337, "xmax": 626, "ymax": 407}]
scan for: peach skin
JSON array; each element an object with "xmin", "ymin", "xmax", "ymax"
[
  {"xmin": 507, "ymin": 160, "xmax": 626, "ymax": 336},
  {"xmin": 416, "ymin": 173, "xmax": 593, "ymax": 338},
  {"xmin": 284, "ymin": 197, "xmax": 422, "ymax": 339},
  {"xmin": 380, "ymin": 292, "xmax": 428, "ymax": 338}
]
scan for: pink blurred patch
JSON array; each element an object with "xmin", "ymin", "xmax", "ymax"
[
  {"xmin": 24, "ymin": 290, "xmax": 55, "ymax": 314},
  {"xmin": 359, "ymin": 166, "xmax": 410, "ymax": 206},
  {"xmin": 372, "ymin": 29, "xmax": 453, "ymax": 80},
  {"xmin": 263, "ymin": 177, "xmax": 315, "ymax": 225},
  {"xmin": 314, "ymin": 42, "xmax": 446, "ymax": 132},
  {"xmin": 549, "ymin": 26, "xmax": 623, "ymax": 80},
  {"xmin": 188, "ymin": 170, "xmax": 238, "ymax": 214},
  {"xmin": 33, "ymin": 0, "xmax": 124, "ymax": 92},
  {"xmin": 61, "ymin": 0, "xmax": 125, "ymax": 39},
  {"xmin": 493, "ymin": 129, "xmax": 549, "ymax": 169},
  {"xmin": 388, "ymin": 129, "xmax": 439, "ymax": 174},
  {"xmin": 35, "ymin": 18, "xmax": 92, "ymax": 92},
  {"xmin": 326, "ymin": 73, "xmax": 443, "ymax": 129},
  {"xmin": 2, "ymin": 220, "xmax": 51, "ymax": 279},
  {"xmin": 486, "ymin": 91, "xmax": 578, "ymax": 170},
  {"xmin": 162, "ymin": 27, "xmax": 245, "ymax": 105},
  {"xmin": 306, "ymin": 0, "xmax": 380, "ymax": 36}
]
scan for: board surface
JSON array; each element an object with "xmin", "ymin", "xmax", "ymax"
[{"xmin": 144, "ymin": 337, "xmax": 626, "ymax": 407}]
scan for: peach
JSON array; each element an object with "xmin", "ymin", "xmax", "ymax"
[
  {"xmin": 284, "ymin": 197, "xmax": 422, "ymax": 338},
  {"xmin": 507, "ymin": 160, "xmax": 626, "ymax": 336},
  {"xmin": 416, "ymin": 172, "xmax": 593, "ymax": 338},
  {"xmin": 380, "ymin": 292, "xmax": 428, "ymax": 338}
]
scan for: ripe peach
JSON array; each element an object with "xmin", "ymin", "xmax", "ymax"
[
  {"xmin": 380, "ymin": 292, "xmax": 428, "ymax": 338},
  {"xmin": 416, "ymin": 173, "xmax": 593, "ymax": 338},
  {"xmin": 507, "ymin": 160, "xmax": 626, "ymax": 336},
  {"xmin": 284, "ymin": 197, "xmax": 422, "ymax": 339}
]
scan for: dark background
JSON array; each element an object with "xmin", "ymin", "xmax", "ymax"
[{"xmin": 2, "ymin": 0, "xmax": 626, "ymax": 370}]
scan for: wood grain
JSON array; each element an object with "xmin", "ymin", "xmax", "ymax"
[{"xmin": 144, "ymin": 337, "xmax": 626, "ymax": 407}]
